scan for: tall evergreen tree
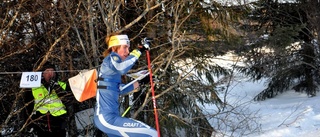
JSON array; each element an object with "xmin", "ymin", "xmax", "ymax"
[{"xmin": 236, "ymin": 0, "xmax": 320, "ymax": 100}]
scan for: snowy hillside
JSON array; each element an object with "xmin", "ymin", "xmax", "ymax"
[
  {"xmin": 228, "ymin": 77, "xmax": 320, "ymax": 137},
  {"xmin": 205, "ymin": 53, "xmax": 320, "ymax": 137}
]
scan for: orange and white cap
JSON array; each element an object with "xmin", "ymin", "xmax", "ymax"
[{"xmin": 108, "ymin": 35, "xmax": 130, "ymax": 48}]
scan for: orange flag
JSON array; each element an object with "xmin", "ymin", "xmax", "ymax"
[{"xmin": 68, "ymin": 69, "xmax": 97, "ymax": 102}]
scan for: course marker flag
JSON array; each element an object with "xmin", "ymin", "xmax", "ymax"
[{"xmin": 68, "ymin": 69, "xmax": 97, "ymax": 102}]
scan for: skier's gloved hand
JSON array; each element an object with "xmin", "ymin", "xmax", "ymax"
[
  {"xmin": 138, "ymin": 44, "xmax": 150, "ymax": 53},
  {"xmin": 138, "ymin": 37, "xmax": 152, "ymax": 52},
  {"xmin": 130, "ymin": 49, "xmax": 141, "ymax": 58}
]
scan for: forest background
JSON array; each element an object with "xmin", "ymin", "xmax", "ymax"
[{"xmin": 0, "ymin": 0, "xmax": 320, "ymax": 136}]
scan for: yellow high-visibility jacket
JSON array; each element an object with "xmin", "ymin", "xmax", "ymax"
[{"xmin": 32, "ymin": 81, "xmax": 67, "ymax": 116}]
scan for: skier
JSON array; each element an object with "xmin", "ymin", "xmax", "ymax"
[{"xmin": 93, "ymin": 33, "xmax": 157, "ymax": 137}]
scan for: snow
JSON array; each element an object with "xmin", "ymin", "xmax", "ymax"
[
  {"xmin": 205, "ymin": 54, "xmax": 320, "ymax": 137},
  {"xmin": 226, "ymin": 78, "xmax": 320, "ymax": 137}
]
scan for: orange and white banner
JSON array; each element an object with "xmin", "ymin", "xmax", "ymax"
[{"xmin": 68, "ymin": 69, "xmax": 97, "ymax": 102}]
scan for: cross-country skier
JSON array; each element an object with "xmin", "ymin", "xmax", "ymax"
[{"xmin": 93, "ymin": 33, "xmax": 157, "ymax": 137}]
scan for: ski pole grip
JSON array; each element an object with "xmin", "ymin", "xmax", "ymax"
[
  {"xmin": 143, "ymin": 37, "xmax": 153, "ymax": 42},
  {"xmin": 141, "ymin": 37, "xmax": 153, "ymax": 50}
]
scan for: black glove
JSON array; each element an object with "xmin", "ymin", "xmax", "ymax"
[
  {"xmin": 138, "ymin": 43, "xmax": 150, "ymax": 53},
  {"xmin": 138, "ymin": 37, "xmax": 152, "ymax": 52}
]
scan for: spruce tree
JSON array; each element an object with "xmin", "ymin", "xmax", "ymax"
[{"xmin": 236, "ymin": 0, "xmax": 320, "ymax": 100}]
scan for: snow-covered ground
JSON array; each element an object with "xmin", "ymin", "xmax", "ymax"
[
  {"xmin": 225, "ymin": 77, "xmax": 320, "ymax": 137},
  {"xmin": 205, "ymin": 54, "xmax": 320, "ymax": 137}
]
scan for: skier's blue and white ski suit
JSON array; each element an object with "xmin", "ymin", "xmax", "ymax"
[{"xmin": 94, "ymin": 51, "xmax": 157, "ymax": 137}]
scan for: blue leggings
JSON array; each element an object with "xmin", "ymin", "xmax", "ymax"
[{"xmin": 94, "ymin": 114, "xmax": 157, "ymax": 137}]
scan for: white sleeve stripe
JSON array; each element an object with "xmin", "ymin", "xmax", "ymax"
[{"xmin": 111, "ymin": 57, "xmax": 136, "ymax": 71}]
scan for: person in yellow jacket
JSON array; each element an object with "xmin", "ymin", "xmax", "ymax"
[{"xmin": 30, "ymin": 62, "xmax": 70, "ymax": 137}]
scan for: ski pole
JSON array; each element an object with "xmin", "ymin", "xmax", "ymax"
[
  {"xmin": 141, "ymin": 37, "xmax": 160, "ymax": 136},
  {"xmin": 146, "ymin": 49, "xmax": 161, "ymax": 137},
  {"xmin": 121, "ymin": 88, "xmax": 146, "ymax": 117}
]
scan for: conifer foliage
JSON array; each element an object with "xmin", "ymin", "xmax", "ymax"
[{"xmin": 236, "ymin": 0, "xmax": 320, "ymax": 100}]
